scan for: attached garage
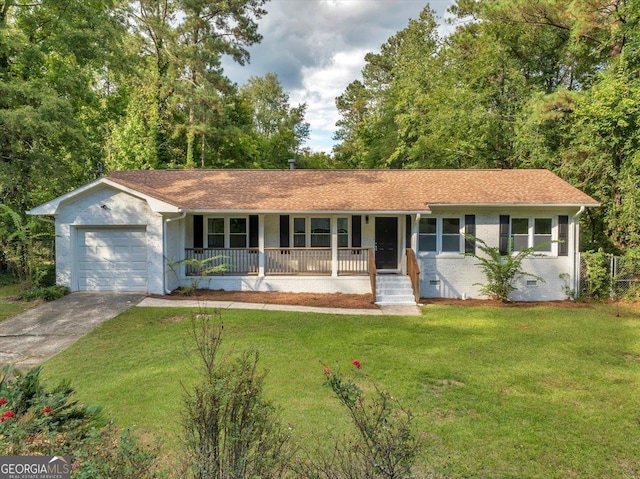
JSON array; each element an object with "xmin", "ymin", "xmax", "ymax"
[{"xmin": 75, "ymin": 227, "xmax": 148, "ymax": 292}]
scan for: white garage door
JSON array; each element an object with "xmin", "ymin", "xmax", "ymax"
[{"xmin": 76, "ymin": 228, "xmax": 148, "ymax": 292}]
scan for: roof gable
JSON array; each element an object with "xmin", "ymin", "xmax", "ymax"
[{"xmin": 27, "ymin": 178, "xmax": 181, "ymax": 215}]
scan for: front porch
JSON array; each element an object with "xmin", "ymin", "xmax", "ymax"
[{"xmin": 165, "ymin": 213, "xmax": 421, "ymax": 303}]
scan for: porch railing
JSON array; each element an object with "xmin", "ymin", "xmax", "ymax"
[
  {"xmin": 265, "ymin": 248, "xmax": 332, "ymax": 275},
  {"xmin": 184, "ymin": 248, "xmax": 371, "ymax": 276},
  {"xmin": 338, "ymin": 248, "xmax": 371, "ymax": 275},
  {"xmin": 184, "ymin": 248, "xmax": 259, "ymax": 275},
  {"xmin": 368, "ymin": 248, "xmax": 376, "ymax": 303},
  {"xmin": 406, "ymin": 248, "xmax": 421, "ymax": 302}
]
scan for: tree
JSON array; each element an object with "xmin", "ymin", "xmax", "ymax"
[
  {"xmin": 120, "ymin": 0, "xmax": 268, "ymax": 169},
  {"xmin": 240, "ymin": 73, "xmax": 310, "ymax": 168}
]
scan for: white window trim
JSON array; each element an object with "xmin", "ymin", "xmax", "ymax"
[
  {"xmin": 205, "ymin": 216, "xmax": 249, "ymax": 249},
  {"xmin": 510, "ymin": 216, "xmax": 557, "ymax": 256},
  {"xmin": 418, "ymin": 216, "xmax": 465, "ymax": 257}
]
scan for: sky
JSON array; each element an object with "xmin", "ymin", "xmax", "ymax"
[{"xmin": 221, "ymin": 0, "xmax": 456, "ymax": 154}]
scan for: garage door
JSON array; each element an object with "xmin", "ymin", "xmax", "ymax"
[{"xmin": 76, "ymin": 228, "xmax": 148, "ymax": 292}]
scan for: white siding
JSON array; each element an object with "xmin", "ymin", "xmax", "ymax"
[
  {"xmin": 415, "ymin": 208, "xmax": 579, "ymax": 301},
  {"xmin": 55, "ymin": 185, "xmax": 164, "ymax": 294}
]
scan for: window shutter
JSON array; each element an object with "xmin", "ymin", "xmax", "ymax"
[
  {"xmin": 465, "ymin": 215, "xmax": 476, "ymax": 254},
  {"xmin": 193, "ymin": 215, "xmax": 203, "ymax": 249},
  {"xmin": 249, "ymin": 215, "xmax": 259, "ymax": 248},
  {"xmin": 499, "ymin": 215, "xmax": 510, "ymax": 255},
  {"xmin": 558, "ymin": 215, "xmax": 569, "ymax": 256},
  {"xmin": 406, "ymin": 215, "xmax": 412, "ymax": 248},
  {"xmin": 279, "ymin": 215, "xmax": 290, "ymax": 247},
  {"xmin": 352, "ymin": 215, "xmax": 362, "ymax": 248}
]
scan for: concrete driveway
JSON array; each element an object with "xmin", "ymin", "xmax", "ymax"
[{"xmin": 0, "ymin": 292, "xmax": 145, "ymax": 368}]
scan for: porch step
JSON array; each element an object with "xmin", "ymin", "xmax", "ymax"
[{"xmin": 375, "ymin": 275, "xmax": 417, "ymax": 306}]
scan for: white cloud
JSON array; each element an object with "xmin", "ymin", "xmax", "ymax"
[{"xmin": 222, "ymin": 0, "xmax": 455, "ymax": 153}]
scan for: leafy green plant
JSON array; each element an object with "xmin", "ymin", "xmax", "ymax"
[
  {"xmin": 581, "ymin": 249, "xmax": 611, "ymax": 300},
  {"xmin": 297, "ymin": 361, "xmax": 421, "ymax": 479},
  {"xmin": 166, "ymin": 255, "xmax": 229, "ymax": 295},
  {"xmin": 0, "ymin": 364, "xmax": 163, "ymax": 478},
  {"xmin": 469, "ymin": 236, "xmax": 545, "ymax": 302},
  {"xmin": 0, "ymin": 204, "xmax": 54, "ymax": 287},
  {"xmin": 180, "ymin": 310, "xmax": 293, "ymax": 478},
  {"xmin": 18, "ymin": 285, "xmax": 70, "ymax": 302}
]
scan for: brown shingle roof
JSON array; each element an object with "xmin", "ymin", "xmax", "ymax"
[{"xmin": 106, "ymin": 169, "xmax": 599, "ymax": 212}]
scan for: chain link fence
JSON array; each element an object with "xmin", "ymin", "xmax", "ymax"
[{"xmin": 579, "ymin": 253, "xmax": 640, "ymax": 301}]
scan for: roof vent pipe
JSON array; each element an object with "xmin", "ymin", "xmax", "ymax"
[{"xmin": 288, "ymin": 158, "xmax": 296, "ymax": 170}]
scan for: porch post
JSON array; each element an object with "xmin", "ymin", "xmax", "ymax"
[
  {"xmin": 331, "ymin": 216, "xmax": 338, "ymax": 277},
  {"xmin": 258, "ymin": 214, "xmax": 265, "ymax": 276}
]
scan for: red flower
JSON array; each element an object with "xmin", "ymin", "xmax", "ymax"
[
  {"xmin": 0, "ymin": 398, "xmax": 6, "ymax": 406},
  {"xmin": 323, "ymin": 367, "xmax": 331, "ymax": 375},
  {"xmin": 352, "ymin": 359, "xmax": 362, "ymax": 369},
  {"xmin": 43, "ymin": 407, "xmax": 52, "ymax": 414},
  {"xmin": 1, "ymin": 411, "xmax": 15, "ymax": 422}
]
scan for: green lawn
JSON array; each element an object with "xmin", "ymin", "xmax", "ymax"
[
  {"xmin": 41, "ymin": 304, "xmax": 640, "ymax": 478},
  {"xmin": 0, "ymin": 283, "xmax": 33, "ymax": 321}
]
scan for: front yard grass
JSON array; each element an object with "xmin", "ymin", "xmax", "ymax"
[
  {"xmin": 42, "ymin": 303, "xmax": 640, "ymax": 478},
  {"xmin": 0, "ymin": 283, "xmax": 33, "ymax": 321}
]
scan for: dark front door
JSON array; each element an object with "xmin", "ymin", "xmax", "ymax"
[{"xmin": 375, "ymin": 217, "xmax": 398, "ymax": 270}]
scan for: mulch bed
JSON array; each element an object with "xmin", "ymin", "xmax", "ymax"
[{"xmin": 152, "ymin": 289, "xmax": 378, "ymax": 309}]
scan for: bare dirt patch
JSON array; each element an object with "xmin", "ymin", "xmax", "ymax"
[{"xmin": 154, "ymin": 289, "xmax": 378, "ymax": 310}]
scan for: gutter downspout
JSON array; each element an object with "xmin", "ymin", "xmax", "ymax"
[
  {"xmin": 164, "ymin": 211, "xmax": 187, "ymax": 294},
  {"xmin": 572, "ymin": 206, "xmax": 586, "ymax": 299}
]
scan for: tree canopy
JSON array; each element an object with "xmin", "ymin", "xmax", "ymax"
[
  {"xmin": 333, "ymin": 0, "xmax": 640, "ymax": 252},
  {"xmin": 1, "ymin": 0, "xmax": 639, "ymax": 257}
]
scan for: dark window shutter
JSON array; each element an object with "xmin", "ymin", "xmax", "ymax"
[
  {"xmin": 249, "ymin": 215, "xmax": 259, "ymax": 248},
  {"xmin": 352, "ymin": 215, "xmax": 362, "ymax": 248},
  {"xmin": 193, "ymin": 215, "xmax": 203, "ymax": 248},
  {"xmin": 558, "ymin": 215, "xmax": 569, "ymax": 256},
  {"xmin": 406, "ymin": 215, "xmax": 412, "ymax": 248},
  {"xmin": 499, "ymin": 215, "xmax": 510, "ymax": 255},
  {"xmin": 465, "ymin": 215, "xmax": 476, "ymax": 254},
  {"xmin": 279, "ymin": 215, "xmax": 290, "ymax": 247}
]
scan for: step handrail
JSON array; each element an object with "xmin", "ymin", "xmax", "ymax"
[{"xmin": 406, "ymin": 248, "xmax": 421, "ymax": 302}]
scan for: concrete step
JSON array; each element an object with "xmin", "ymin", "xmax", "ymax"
[{"xmin": 375, "ymin": 275, "xmax": 416, "ymax": 305}]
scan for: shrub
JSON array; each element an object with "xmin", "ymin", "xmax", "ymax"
[
  {"xmin": 469, "ymin": 236, "xmax": 544, "ymax": 302},
  {"xmin": 18, "ymin": 285, "xmax": 70, "ymax": 301},
  {"xmin": 180, "ymin": 310, "xmax": 293, "ymax": 478},
  {"xmin": 296, "ymin": 362, "xmax": 422, "ymax": 479},
  {"xmin": 581, "ymin": 249, "xmax": 611, "ymax": 300},
  {"xmin": 0, "ymin": 364, "xmax": 163, "ymax": 478}
]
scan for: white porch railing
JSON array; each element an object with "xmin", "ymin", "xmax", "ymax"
[
  {"xmin": 184, "ymin": 248, "xmax": 370, "ymax": 276},
  {"xmin": 184, "ymin": 248, "xmax": 259, "ymax": 275}
]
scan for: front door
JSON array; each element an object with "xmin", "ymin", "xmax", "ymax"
[{"xmin": 375, "ymin": 217, "xmax": 398, "ymax": 270}]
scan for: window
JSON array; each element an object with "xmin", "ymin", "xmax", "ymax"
[
  {"xmin": 511, "ymin": 218, "xmax": 529, "ymax": 251},
  {"xmin": 229, "ymin": 218, "xmax": 247, "ymax": 248},
  {"xmin": 418, "ymin": 218, "xmax": 436, "ymax": 252},
  {"xmin": 338, "ymin": 217, "xmax": 349, "ymax": 248},
  {"xmin": 293, "ymin": 217, "xmax": 305, "ymax": 247},
  {"xmin": 510, "ymin": 217, "xmax": 554, "ymax": 252},
  {"xmin": 207, "ymin": 218, "xmax": 224, "ymax": 248},
  {"xmin": 310, "ymin": 218, "xmax": 330, "ymax": 247},
  {"xmin": 534, "ymin": 218, "xmax": 552, "ymax": 252},
  {"xmin": 442, "ymin": 218, "xmax": 461, "ymax": 252},
  {"xmin": 418, "ymin": 217, "xmax": 461, "ymax": 253}
]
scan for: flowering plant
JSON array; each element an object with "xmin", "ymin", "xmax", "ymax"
[{"xmin": 319, "ymin": 359, "xmax": 420, "ymax": 478}]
